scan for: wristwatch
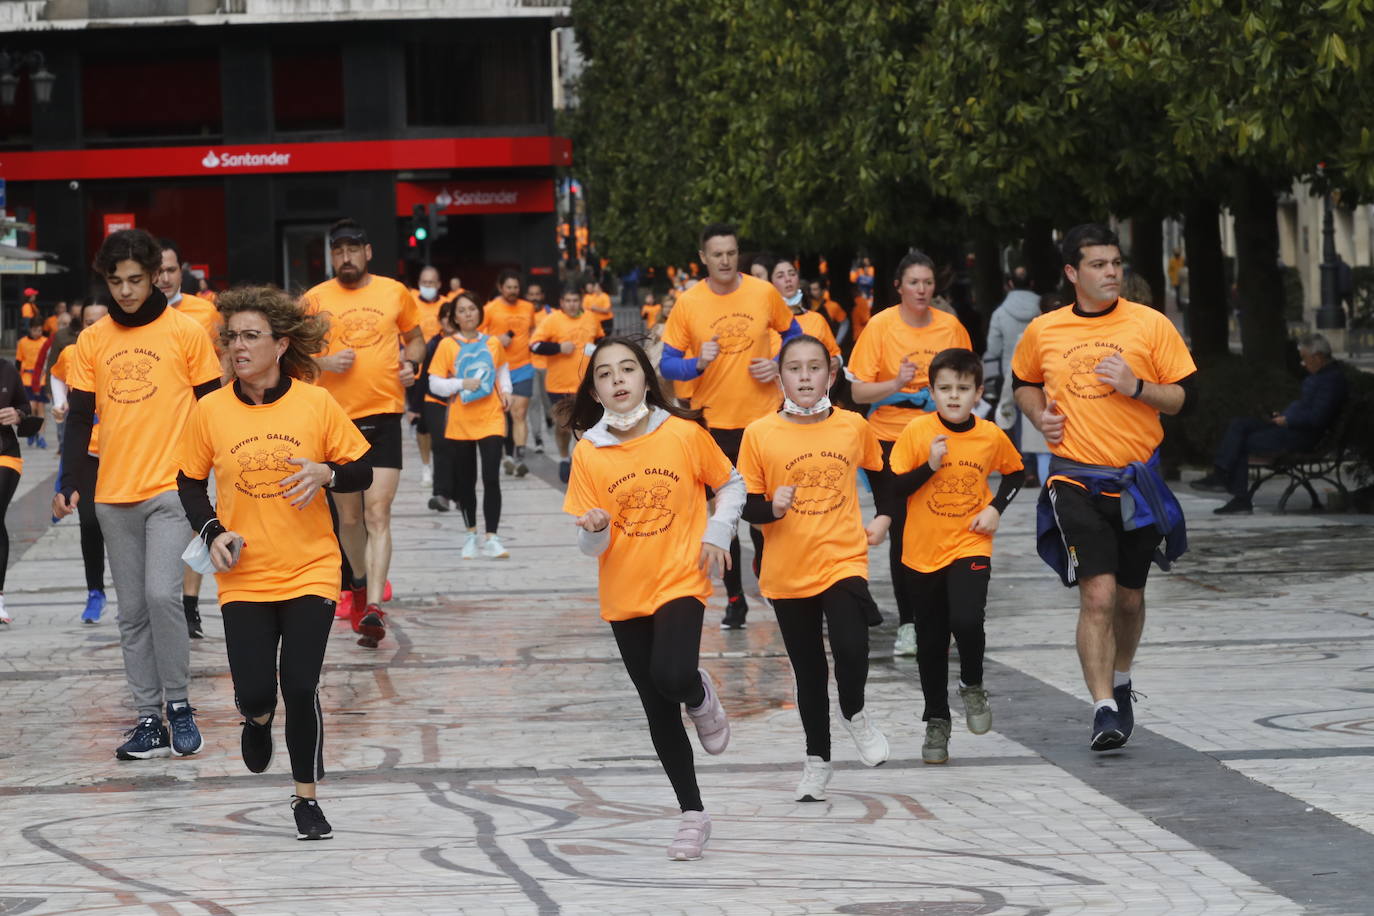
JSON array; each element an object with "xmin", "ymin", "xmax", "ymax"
[{"xmin": 326, "ymin": 468, "xmax": 337, "ymax": 489}]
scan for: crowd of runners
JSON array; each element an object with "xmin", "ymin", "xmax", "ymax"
[{"xmin": 2, "ymin": 217, "xmax": 1195, "ymax": 856}]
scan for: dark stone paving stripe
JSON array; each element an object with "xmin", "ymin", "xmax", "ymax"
[
  {"xmin": 983, "ymin": 656, "xmax": 1370, "ymax": 915},
  {"xmin": 1210, "ymin": 747, "xmax": 1374, "ymax": 760}
]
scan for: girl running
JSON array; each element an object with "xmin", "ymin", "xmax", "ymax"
[
  {"xmin": 177, "ymin": 286, "xmax": 373, "ymax": 840},
  {"xmin": 428, "ymin": 292, "xmax": 513, "ymax": 559},
  {"xmin": 737, "ymin": 334, "xmax": 891, "ymax": 801},
  {"xmin": 561, "ymin": 337, "xmax": 743, "ymax": 861}
]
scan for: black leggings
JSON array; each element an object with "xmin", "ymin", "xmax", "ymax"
[
  {"xmin": 875, "ymin": 439, "xmax": 917, "ymax": 624},
  {"xmin": 0, "ymin": 467, "xmax": 17, "ymax": 591},
  {"xmin": 609, "ymin": 597, "xmax": 708, "ymax": 812},
  {"xmin": 450, "ymin": 435, "xmax": 502, "ymax": 533},
  {"xmin": 221, "ymin": 595, "xmax": 335, "ymax": 784},
  {"xmin": 423, "ymin": 402, "xmax": 454, "ymax": 501},
  {"xmin": 773, "ymin": 578, "xmax": 872, "ymax": 760},
  {"xmin": 76, "ymin": 457, "xmax": 105, "ymax": 592},
  {"xmin": 707, "ymin": 426, "xmax": 764, "ymax": 599},
  {"xmin": 905, "ymin": 558, "xmax": 990, "ymax": 721}
]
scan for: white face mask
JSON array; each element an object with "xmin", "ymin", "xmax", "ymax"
[
  {"xmin": 782, "ymin": 394, "xmax": 832, "ymax": 416},
  {"xmin": 601, "ymin": 398, "xmax": 651, "ymax": 430},
  {"xmin": 419, "ymin": 285, "xmax": 439, "ymax": 301},
  {"xmin": 784, "ymin": 290, "xmax": 804, "ymax": 308}
]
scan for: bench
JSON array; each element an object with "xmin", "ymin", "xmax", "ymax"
[{"xmin": 1246, "ymin": 400, "xmax": 1356, "ymax": 513}]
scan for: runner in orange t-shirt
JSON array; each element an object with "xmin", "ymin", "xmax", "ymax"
[
  {"xmin": 531, "ymin": 285, "xmax": 604, "ymax": 481},
  {"xmin": 889, "ymin": 349, "xmax": 1024, "ymax": 764},
  {"xmin": 177, "ymin": 285, "xmax": 372, "ymax": 841},
  {"xmin": 0, "ymin": 351, "xmax": 33, "ymax": 626},
  {"xmin": 524, "ymin": 280, "xmax": 553, "ymax": 457},
  {"xmin": 54, "ymin": 229, "xmax": 223, "ymax": 761},
  {"xmin": 849, "ymin": 250, "xmax": 973, "ymax": 656},
  {"xmin": 641, "ymin": 289, "xmax": 663, "ymax": 331},
  {"xmin": 478, "ymin": 268, "xmax": 538, "ymax": 477},
  {"xmin": 768, "ymin": 257, "xmax": 841, "ymax": 367},
  {"xmin": 736, "ymin": 334, "xmax": 892, "ymax": 800},
  {"xmin": 1011, "ymin": 223, "xmax": 1197, "ymax": 752},
  {"xmin": 582, "ymin": 277, "xmax": 614, "ymax": 336},
  {"xmin": 407, "ymin": 265, "xmax": 446, "ymax": 491},
  {"xmin": 16, "ymin": 320, "xmax": 48, "ymax": 448},
  {"xmin": 660, "ymin": 223, "xmax": 801, "ymax": 629},
  {"xmin": 562, "ymin": 337, "xmax": 743, "ymax": 861},
  {"xmin": 302, "ymin": 218, "xmax": 426, "ymax": 646}
]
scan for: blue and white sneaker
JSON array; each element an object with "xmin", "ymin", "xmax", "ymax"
[
  {"xmin": 1090, "ymin": 706, "xmax": 1128, "ymax": 752},
  {"xmin": 166, "ymin": 701, "xmax": 205, "ymax": 756},
  {"xmin": 81, "ymin": 590, "xmax": 106, "ymax": 624},
  {"xmin": 115, "ymin": 715, "xmax": 171, "ymax": 760},
  {"xmin": 1113, "ymin": 682, "xmax": 1144, "ymax": 741}
]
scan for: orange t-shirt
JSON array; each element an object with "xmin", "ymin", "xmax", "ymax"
[
  {"xmin": 16, "ymin": 336, "xmax": 46, "ymax": 388},
  {"xmin": 821, "ymin": 296, "xmax": 846, "ymax": 325},
  {"xmin": 178, "ymin": 380, "xmax": 370, "ymax": 604},
  {"xmin": 795, "ymin": 310, "xmax": 840, "ymax": 358},
  {"xmin": 21, "ymin": 302, "xmax": 37, "ymax": 320},
  {"xmin": 479, "ymin": 297, "xmax": 538, "ymax": 371},
  {"xmin": 430, "ymin": 334, "xmax": 508, "ymax": 441},
  {"xmin": 529, "ymin": 308, "xmax": 552, "ymax": 371},
  {"xmin": 889, "ymin": 413, "xmax": 1023, "ymax": 572},
  {"xmin": 410, "ymin": 290, "xmax": 443, "ymax": 341},
  {"xmin": 737, "ymin": 409, "xmax": 883, "ymax": 599},
  {"xmin": 303, "ymin": 275, "xmax": 420, "ymax": 419},
  {"xmin": 661, "ymin": 275, "xmax": 796, "ymax": 429},
  {"xmin": 51, "ymin": 346, "xmax": 99, "ymax": 456},
  {"xmin": 563, "ymin": 416, "xmax": 733, "ymax": 621},
  {"xmin": 531, "ymin": 309, "xmax": 604, "ymax": 395},
  {"xmin": 849, "ymin": 306, "xmax": 973, "ymax": 441},
  {"xmin": 583, "ymin": 291, "xmax": 613, "ymax": 318},
  {"xmin": 641, "ymin": 303, "xmax": 663, "ymax": 329},
  {"xmin": 173, "ymin": 293, "xmax": 223, "ymax": 346},
  {"xmin": 66, "ymin": 308, "xmax": 221, "ymax": 503},
  {"xmin": 42, "ymin": 315, "xmax": 58, "ymax": 336},
  {"xmin": 1010, "ymin": 299, "xmax": 1197, "ymax": 469}
]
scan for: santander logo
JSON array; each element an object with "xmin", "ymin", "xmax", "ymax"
[{"xmin": 200, "ymin": 149, "xmax": 292, "ymax": 170}]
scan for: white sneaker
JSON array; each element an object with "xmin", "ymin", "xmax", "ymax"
[
  {"xmin": 482, "ymin": 534, "xmax": 510, "ymax": 559},
  {"xmin": 842, "ymin": 709, "xmax": 889, "ymax": 767},
  {"xmin": 461, "ymin": 531, "xmax": 480, "ymax": 560},
  {"xmin": 667, "ymin": 810, "xmax": 711, "ymax": 861},
  {"xmin": 0, "ymin": 593, "xmax": 10, "ymax": 624},
  {"xmin": 421, "ymin": 465, "xmax": 434, "ymax": 487},
  {"xmin": 794, "ymin": 756, "xmax": 832, "ymax": 802},
  {"xmin": 686, "ymin": 668, "xmax": 730, "ymax": 755},
  {"xmin": 893, "ymin": 622, "xmax": 917, "ymax": 656}
]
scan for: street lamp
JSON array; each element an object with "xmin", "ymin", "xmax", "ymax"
[
  {"xmin": 1316, "ymin": 163, "xmax": 1346, "ymax": 330},
  {"xmin": 0, "ymin": 50, "xmax": 55, "ymax": 108}
]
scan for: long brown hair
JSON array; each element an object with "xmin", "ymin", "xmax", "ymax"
[
  {"xmin": 554, "ymin": 335, "xmax": 703, "ymax": 435},
  {"xmin": 217, "ymin": 285, "xmax": 329, "ymax": 382}
]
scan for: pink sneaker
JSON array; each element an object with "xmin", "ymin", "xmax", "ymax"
[
  {"xmin": 686, "ymin": 668, "xmax": 730, "ymax": 755},
  {"xmin": 667, "ymin": 810, "xmax": 711, "ymax": 861}
]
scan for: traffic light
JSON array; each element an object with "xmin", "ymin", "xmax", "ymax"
[
  {"xmin": 426, "ymin": 203, "xmax": 447, "ymax": 242},
  {"xmin": 411, "ymin": 204, "xmax": 429, "ymax": 242}
]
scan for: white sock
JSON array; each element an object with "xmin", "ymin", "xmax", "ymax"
[
  {"xmin": 1094, "ymin": 698, "xmax": 1119, "ymax": 713},
  {"xmin": 1113, "ymin": 670, "xmax": 1131, "ymax": 688}
]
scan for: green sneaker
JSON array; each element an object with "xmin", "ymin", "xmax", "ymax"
[
  {"xmin": 922, "ymin": 718, "xmax": 951, "ymax": 765},
  {"xmin": 958, "ymin": 685, "xmax": 992, "ymax": 735}
]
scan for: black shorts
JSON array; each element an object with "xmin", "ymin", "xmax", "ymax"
[
  {"xmin": 1048, "ymin": 481, "xmax": 1161, "ymax": 589},
  {"xmin": 354, "ymin": 412, "xmax": 403, "ymax": 470},
  {"xmin": 704, "ymin": 427, "xmax": 744, "ymax": 500}
]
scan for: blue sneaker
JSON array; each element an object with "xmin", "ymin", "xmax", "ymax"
[
  {"xmin": 166, "ymin": 701, "xmax": 205, "ymax": 756},
  {"xmin": 81, "ymin": 590, "xmax": 106, "ymax": 624},
  {"xmin": 115, "ymin": 715, "xmax": 171, "ymax": 760},
  {"xmin": 35, "ymin": 435, "xmax": 47, "ymax": 449},
  {"xmin": 558, "ymin": 458, "xmax": 571, "ymax": 484},
  {"xmin": 1091, "ymin": 706, "xmax": 1127, "ymax": 752},
  {"xmin": 1113, "ymin": 682, "xmax": 1144, "ymax": 740}
]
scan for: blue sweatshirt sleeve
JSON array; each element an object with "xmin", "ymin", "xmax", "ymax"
[{"xmin": 660, "ymin": 345, "xmax": 702, "ymax": 381}]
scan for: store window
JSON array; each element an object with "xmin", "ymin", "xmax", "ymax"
[
  {"xmin": 83, "ymin": 51, "xmax": 222, "ymax": 141},
  {"xmin": 273, "ymin": 46, "xmax": 344, "ymax": 133},
  {"xmin": 405, "ymin": 33, "xmax": 548, "ymax": 127}
]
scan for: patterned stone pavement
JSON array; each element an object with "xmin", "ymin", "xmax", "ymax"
[{"xmin": 1, "ymin": 435, "xmax": 1371, "ymax": 915}]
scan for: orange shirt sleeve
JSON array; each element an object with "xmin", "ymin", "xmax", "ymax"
[
  {"xmin": 322, "ymin": 395, "xmax": 372, "ymax": 464},
  {"xmin": 67, "ymin": 333, "xmax": 96, "ymax": 392},
  {"xmin": 1010, "ymin": 318, "xmax": 1043, "ymax": 384},
  {"xmin": 992, "ymin": 425, "xmax": 1024, "ymax": 474},
  {"xmin": 431, "ymin": 337, "xmax": 457, "ymax": 379},
  {"xmin": 848, "ymin": 318, "xmax": 884, "ymax": 382},
  {"xmin": 396, "ymin": 285, "xmax": 420, "ymax": 335},
  {"xmin": 858, "ymin": 417, "xmax": 884, "ymax": 471},
  {"xmin": 177, "ymin": 400, "xmax": 214, "ymax": 480},
  {"xmin": 1151, "ymin": 317, "xmax": 1198, "ymax": 383},
  {"xmin": 888, "ymin": 420, "xmax": 929, "ymax": 476},
  {"xmin": 183, "ymin": 319, "xmax": 223, "ymax": 385},
  {"xmin": 661, "ymin": 300, "xmax": 693, "ymax": 353},
  {"xmin": 690, "ymin": 422, "xmax": 734, "ymax": 490},
  {"xmin": 562, "ymin": 440, "xmax": 600, "ymax": 517},
  {"xmin": 737, "ymin": 424, "xmax": 766, "ymax": 494},
  {"xmin": 767, "ymin": 286, "xmax": 794, "ymax": 333}
]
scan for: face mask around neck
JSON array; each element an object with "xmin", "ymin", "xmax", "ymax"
[
  {"xmin": 782, "ymin": 394, "xmax": 831, "ymax": 416},
  {"xmin": 784, "ymin": 290, "xmax": 804, "ymax": 308},
  {"xmin": 601, "ymin": 399, "xmax": 651, "ymax": 430}
]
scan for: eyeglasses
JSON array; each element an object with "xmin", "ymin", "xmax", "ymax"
[{"xmin": 220, "ymin": 329, "xmax": 274, "ymax": 345}]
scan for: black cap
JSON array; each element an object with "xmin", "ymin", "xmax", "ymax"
[{"xmin": 328, "ymin": 225, "xmax": 368, "ymax": 247}]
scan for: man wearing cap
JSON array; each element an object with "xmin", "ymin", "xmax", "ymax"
[{"xmin": 302, "ymin": 218, "xmax": 425, "ymax": 648}]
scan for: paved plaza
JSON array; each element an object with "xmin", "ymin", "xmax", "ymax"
[{"xmin": 1, "ymin": 436, "xmax": 1372, "ymax": 915}]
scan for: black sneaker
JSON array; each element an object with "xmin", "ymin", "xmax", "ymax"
[
  {"xmin": 1189, "ymin": 472, "xmax": 1229, "ymax": 493},
  {"xmin": 427, "ymin": 496, "xmax": 451, "ymax": 512},
  {"xmin": 185, "ymin": 605, "xmax": 204, "ymax": 640},
  {"xmin": 292, "ymin": 796, "xmax": 333, "ymax": 840},
  {"xmin": 720, "ymin": 595, "xmax": 748, "ymax": 630},
  {"xmin": 241, "ymin": 713, "xmax": 275, "ymax": 773},
  {"xmin": 115, "ymin": 715, "xmax": 172, "ymax": 760},
  {"xmin": 166, "ymin": 701, "xmax": 205, "ymax": 756},
  {"xmin": 1090, "ymin": 706, "xmax": 1127, "ymax": 751},
  {"xmin": 558, "ymin": 459, "xmax": 571, "ymax": 484},
  {"xmin": 1113, "ymin": 682, "xmax": 1144, "ymax": 740},
  {"xmin": 1213, "ymin": 496, "xmax": 1253, "ymax": 515}
]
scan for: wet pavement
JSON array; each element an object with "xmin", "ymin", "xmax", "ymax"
[{"xmin": 1, "ymin": 433, "xmax": 1372, "ymax": 915}]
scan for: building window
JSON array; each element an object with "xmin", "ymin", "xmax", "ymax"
[
  {"xmin": 82, "ymin": 51, "xmax": 222, "ymax": 141},
  {"xmin": 273, "ymin": 46, "xmax": 344, "ymax": 133},
  {"xmin": 405, "ymin": 34, "xmax": 548, "ymax": 127}
]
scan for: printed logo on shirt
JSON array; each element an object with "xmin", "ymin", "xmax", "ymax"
[
  {"xmin": 1062, "ymin": 343, "xmax": 1123, "ymax": 400},
  {"xmin": 606, "ymin": 466, "xmax": 681, "ymax": 537},
  {"xmin": 336, "ymin": 309, "xmax": 384, "ymax": 349},
  {"xmin": 230, "ymin": 433, "xmax": 303, "ymax": 498},
  {"xmin": 786, "ymin": 460, "xmax": 849, "ymax": 515},
  {"xmin": 106, "ymin": 350, "xmax": 160, "ymax": 404},
  {"xmin": 708, "ymin": 313, "xmax": 757, "ymax": 355},
  {"xmin": 927, "ymin": 470, "xmax": 982, "ymax": 517}
]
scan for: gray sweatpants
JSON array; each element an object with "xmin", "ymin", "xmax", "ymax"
[{"xmin": 96, "ymin": 490, "xmax": 192, "ymax": 718}]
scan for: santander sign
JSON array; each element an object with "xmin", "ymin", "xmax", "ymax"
[{"xmin": 201, "ymin": 149, "xmax": 292, "ymax": 169}]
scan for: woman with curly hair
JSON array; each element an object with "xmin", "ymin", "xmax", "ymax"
[{"xmin": 176, "ymin": 286, "xmax": 373, "ymax": 841}]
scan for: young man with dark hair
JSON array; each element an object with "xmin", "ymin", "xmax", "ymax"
[
  {"xmin": 303, "ymin": 218, "xmax": 426, "ymax": 647},
  {"xmin": 480, "ymin": 268, "xmax": 538, "ymax": 477},
  {"xmin": 1012, "ymin": 222, "xmax": 1196, "ymax": 751},
  {"xmin": 660, "ymin": 222, "xmax": 802, "ymax": 629}
]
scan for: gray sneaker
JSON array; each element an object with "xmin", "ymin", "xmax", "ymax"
[
  {"xmin": 922, "ymin": 718, "xmax": 951, "ymax": 765},
  {"xmin": 958, "ymin": 685, "xmax": 992, "ymax": 735}
]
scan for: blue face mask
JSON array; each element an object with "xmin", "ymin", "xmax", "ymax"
[{"xmin": 784, "ymin": 290, "xmax": 804, "ymax": 308}]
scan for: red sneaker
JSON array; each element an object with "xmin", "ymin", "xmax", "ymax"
[
  {"xmin": 357, "ymin": 603, "xmax": 387, "ymax": 647},
  {"xmin": 382, "ymin": 580, "xmax": 393, "ymax": 602},
  {"xmin": 334, "ymin": 590, "xmax": 352, "ymax": 620},
  {"xmin": 347, "ymin": 588, "xmax": 368, "ymax": 634}
]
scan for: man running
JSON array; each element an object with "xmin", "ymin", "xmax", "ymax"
[
  {"xmin": 409, "ymin": 266, "xmax": 445, "ymax": 488},
  {"xmin": 1011, "ymin": 223, "xmax": 1196, "ymax": 751},
  {"xmin": 480, "ymin": 269, "xmax": 537, "ymax": 477},
  {"xmin": 660, "ymin": 222, "xmax": 801, "ymax": 629},
  {"xmin": 303, "ymin": 219, "xmax": 425, "ymax": 647}
]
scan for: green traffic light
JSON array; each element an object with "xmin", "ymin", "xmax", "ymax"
[{"xmin": 415, "ymin": 226, "xmax": 429, "ymax": 241}]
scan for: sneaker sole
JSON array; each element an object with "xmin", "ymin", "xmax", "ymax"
[
  {"xmin": 116, "ymin": 747, "xmax": 173, "ymax": 760},
  {"xmin": 796, "ymin": 793, "xmax": 827, "ymax": 802},
  {"xmin": 922, "ymin": 755, "xmax": 949, "ymax": 765},
  {"xmin": 966, "ymin": 718, "xmax": 992, "ymax": 735},
  {"xmin": 1091, "ymin": 729, "xmax": 1128, "ymax": 751},
  {"xmin": 296, "ymin": 831, "xmax": 333, "ymax": 841},
  {"xmin": 357, "ymin": 635, "xmax": 380, "ymax": 648},
  {"xmin": 172, "ymin": 740, "xmax": 205, "ymax": 757}
]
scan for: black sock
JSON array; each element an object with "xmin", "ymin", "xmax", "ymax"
[
  {"xmin": 351, "ymin": 574, "xmax": 368, "ymax": 591},
  {"xmin": 183, "ymin": 594, "xmax": 199, "ymax": 615},
  {"xmin": 515, "ymin": 445, "xmax": 526, "ymax": 460}
]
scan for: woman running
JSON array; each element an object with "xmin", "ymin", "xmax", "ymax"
[
  {"xmin": 418, "ymin": 301, "xmax": 459, "ymax": 513},
  {"xmin": 849, "ymin": 251, "xmax": 973, "ymax": 657},
  {"xmin": 561, "ymin": 337, "xmax": 743, "ymax": 861},
  {"xmin": 427, "ymin": 291, "xmax": 512, "ymax": 559},
  {"xmin": 0, "ymin": 357, "xmax": 33, "ymax": 625},
  {"xmin": 15, "ymin": 318, "xmax": 48, "ymax": 449},
  {"xmin": 737, "ymin": 334, "xmax": 891, "ymax": 800},
  {"xmin": 177, "ymin": 285, "xmax": 373, "ymax": 841}
]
